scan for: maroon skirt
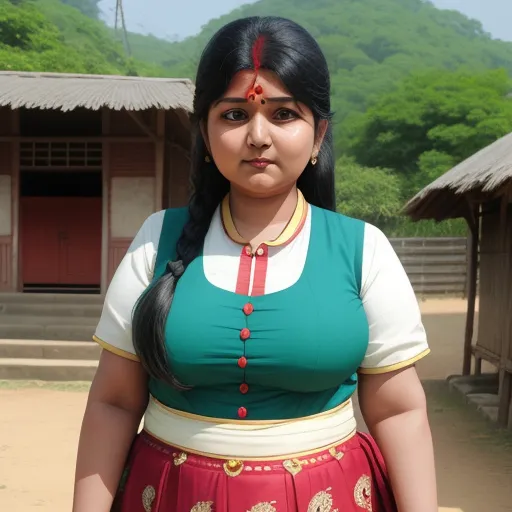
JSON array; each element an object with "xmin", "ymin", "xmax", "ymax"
[{"xmin": 112, "ymin": 430, "xmax": 396, "ymax": 512}]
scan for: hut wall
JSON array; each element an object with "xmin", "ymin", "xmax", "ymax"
[
  {"xmin": 165, "ymin": 109, "xmax": 191, "ymax": 208},
  {"xmin": 106, "ymin": 113, "xmax": 157, "ymax": 282},
  {"xmin": 0, "ymin": 108, "xmax": 13, "ymax": 290},
  {"xmin": 476, "ymin": 208, "xmax": 512, "ymax": 367}
]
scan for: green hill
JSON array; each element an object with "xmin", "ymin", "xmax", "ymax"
[
  {"xmin": 1, "ymin": 0, "xmax": 511, "ymax": 235},
  {"xmin": 0, "ymin": 0, "xmax": 165, "ymax": 75},
  {"xmin": 125, "ymin": 0, "xmax": 512, "ymax": 153}
]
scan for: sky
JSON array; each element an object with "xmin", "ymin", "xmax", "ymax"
[{"xmin": 98, "ymin": 0, "xmax": 512, "ymax": 42}]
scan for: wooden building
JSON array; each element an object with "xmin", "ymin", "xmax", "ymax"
[
  {"xmin": 405, "ymin": 132, "xmax": 512, "ymax": 428},
  {"xmin": 0, "ymin": 71, "xmax": 193, "ymax": 295}
]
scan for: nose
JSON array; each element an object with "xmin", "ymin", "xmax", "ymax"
[{"xmin": 246, "ymin": 114, "xmax": 272, "ymax": 149}]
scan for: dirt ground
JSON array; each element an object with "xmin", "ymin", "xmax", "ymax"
[{"xmin": 1, "ymin": 298, "xmax": 512, "ymax": 512}]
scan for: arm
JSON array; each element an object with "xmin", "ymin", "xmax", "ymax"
[
  {"xmin": 73, "ymin": 350, "xmax": 148, "ymax": 512},
  {"xmin": 358, "ymin": 366, "xmax": 437, "ymax": 512}
]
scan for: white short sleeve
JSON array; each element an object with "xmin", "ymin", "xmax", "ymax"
[
  {"xmin": 93, "ymin": 211, "xmax": 165, "ymax": 361},
  {"xmin": 359, "ymin": 223, "xmax": 429, "ymax": 374}
]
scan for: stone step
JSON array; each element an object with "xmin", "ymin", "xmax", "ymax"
[
  {"xmin": 0, "ymin": 340, "xmax": 101, "ymax": 360},
  {"xmin": 0, "ymin": 358, "xmax": 98, "ymax": 381},
  {"xmin": 0, "ymin": 302, "xmax": 102, "ymax": 317},
  {"xmin": 0, "ymin": 314, "xmax": 98, "ymax": 326},
  {"xmin": 0, "ymin": 292, "xmax": 104, "ymax": 305},
  {"xmin": 0, "ymin": 324, "xmax": 95, "ymax": 341}
]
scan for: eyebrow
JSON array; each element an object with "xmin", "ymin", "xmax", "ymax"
[{"xmin": 214, "ymin": 96, "xmax": 295, "ymax": 106}]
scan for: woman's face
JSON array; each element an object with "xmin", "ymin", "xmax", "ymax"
[{"xmin": 204, "ymin": 70, "xmax": 326, "ymax": 198}]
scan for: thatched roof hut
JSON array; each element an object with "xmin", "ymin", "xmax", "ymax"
[
  {"xmin": 405, "ymin": 133, "xmax": 512, "ymax": 428},
  {"xmin": 406, "ymin": 132, "xmax": 512, "ymax": 221}
]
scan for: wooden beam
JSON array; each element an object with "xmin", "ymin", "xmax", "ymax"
[
  {"xmin": 462, "ymin": 203, "xmax": 479, "ymax": 376},
  {"xmin": 155, "ymin": 110, "xmax": 165, "ymax": 211},
  {"xmin": 126, "ymin": 111, "xmax": 159, "ymax": 143},
  {"xmin": 11, "ymin": 108, "xmax": 20, "ymax": 291},
  {"xmin": 100, "ymin": 108, "xmax": 111, "ymax": 295},
  {"xmin": 497, "ymin": 194, "xmax": 512, "ymax": 426},
  {"xmin": 0, "ymin": 136, "xmax": 153, "ymax": 143},
  {"xmin": 498, "ymin": 370, "xmax": 512, "ymax": 427}
]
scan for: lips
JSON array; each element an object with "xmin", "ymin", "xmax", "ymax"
[{"xmin": 244, "ymin": 158, "xmax": 274, "ymax": 168}]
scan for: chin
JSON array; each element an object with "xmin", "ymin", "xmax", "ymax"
[{"xmin": 244, "ymin": 175, "xmax": 281, "ymax": 194}]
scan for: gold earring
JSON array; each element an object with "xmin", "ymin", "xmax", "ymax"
[
  {"xmin": 311, "ymin": 154, "xmax": 318, "ymax": 166},
  {"xmin": 205, "ymin": 155, "xmax": 211, "ymax": 163}
]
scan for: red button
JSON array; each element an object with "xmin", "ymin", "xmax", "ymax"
[
  {"xmin": 245, "ymin": 245, "xmax": 252, "ymax": 256},
  {"xmin": 238, "ymin": 407, "xmax": 248, "ymax": 419},
  {"xmin": 240, "ymin": 328, "xmax": 251, "ymax": 341},
  {"xmin": 238, "ymin": 356, "xmax": 247, "ymax": 369},
  {"xmin": 256, "ymin": 246, "xmax": 266, "ymax": 257},
  {"xmin": 243, "ymin": 303, "xmax": 254, "ymax": 316},
  {"xmin": 240, "ymin": 383, "xmax": 249, "ymax": 394}
]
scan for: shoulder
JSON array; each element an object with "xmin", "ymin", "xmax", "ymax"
[{"xmin": 137, "ymin": 207, "xmax": 188, "ymax": 242}]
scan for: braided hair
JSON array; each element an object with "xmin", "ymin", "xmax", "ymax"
[{"xmin": 132, "ymin": 16, "xmax": 335, "ymax": 386}]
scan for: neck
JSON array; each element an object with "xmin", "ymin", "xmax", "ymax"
[{"xmin": 228, "ymin": 186, "xmax": 299, "ymax": 246}]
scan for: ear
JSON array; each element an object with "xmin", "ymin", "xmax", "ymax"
[
  {"xmin": 200, "ymin": 120, "xmax": 212, "ymax": 155},
  {"xmin": 313, "ymin": 120, "xmax": 328, "ymax": 155}
]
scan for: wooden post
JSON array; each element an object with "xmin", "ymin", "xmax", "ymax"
[
  {"xmin": 11, "ymin": 108, "xmax": 20, "ymax": 291},
  {"xmin": 100, "ymin": 108, "xmax": 111, "ymax": 295},
  {"xmin": 155, "ymin": 111, "xmax": 165, "ymax": 211},
  {"xmin": 462, "ymin": 205, "xmax": 479, "ymax": 376},
  {"xmin": 497, "ymin": 195, "xmax": 512, "ymax": 427}
]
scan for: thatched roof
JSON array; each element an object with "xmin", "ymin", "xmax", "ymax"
[
  {"xmin": 0, "ymin": 71, "xmax": 194, "ymax": 112},
  {"xmin": 405, "ymin": 132, "xmax": 512, "ymax": 221}
]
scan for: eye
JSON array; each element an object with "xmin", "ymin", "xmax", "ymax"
[
  {"xmin": 222, "ymin": 109, "xmax": 248, "ymax": 122},
  {"xmin": 274, "ymin": 108, "xmax": 299, "ymax": 122}
]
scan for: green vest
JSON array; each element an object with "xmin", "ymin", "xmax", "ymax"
[{"xmin": 149, "ymin": 205, "xmax": 368, "ymax": 420}]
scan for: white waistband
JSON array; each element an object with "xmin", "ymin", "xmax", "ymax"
[{"xmin": 143, "ymin": 397, "xmax": 357, "ymax": 459}]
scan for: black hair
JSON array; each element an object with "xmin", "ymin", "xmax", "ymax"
[{"xmin": 132, "ymin": 16, "xmax": 336, "ymax": 386}]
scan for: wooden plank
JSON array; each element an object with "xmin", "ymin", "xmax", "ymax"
[
  {"xmin": 393, "ymin": 246, "xmax": 467, "ymax": 256},
  {"xmin": 498, "ymin": 370, "xmax": 512, "ymax": 427},
  {"xmin": 408, "ymin": 275, "xmax": 467, "ymax": 285},
  {"xmin": 398, "ymin": 254, "xmax": 467, "ymax": 265},
  {"xmin": 403, "ymin": 265, "xmax": 466, "ymax": 275},
  {"xmin": 472, "ymin": 344, "xmax": 500, "ymax": 366},
  {"xmin": 463, "ymin": 213, "xmax": 479, "ymax": 375}
]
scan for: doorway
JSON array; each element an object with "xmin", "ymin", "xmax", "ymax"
[{"xmin": 20, "ymin": 170, "xmax": 102, "ymax": 293}]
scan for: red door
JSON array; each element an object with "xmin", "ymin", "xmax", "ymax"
[{"xmin": 21, "ymin": 197, "xmax": 102, "ymax": 286}]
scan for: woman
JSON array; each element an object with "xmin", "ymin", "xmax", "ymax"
[{"xmin": 73, "ymin": 16, "xmax": 437, "ymax": 512}]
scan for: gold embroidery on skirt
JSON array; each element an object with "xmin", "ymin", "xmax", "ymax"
[
  {"xmin": 223, "ymin": 459, "xmax": 244, "ymax": 477},
  {"xmin": 191, "ymin": 501, "xmax": 214, "ymax": 512},
  {"xmin": 173, "ymin": 452, "xmax": 188, "ymax": 466},
  {"xmin": 247, "ymin": 500, "xmax": 277, "ymax": 512},
  {"xmin": 354, "ymin": 475, "xmax": 372, "ymax": 511},
  {"xmin": 328, "ymin": 446, "xmax": 344, "ymax": 460},
  {"xmin": 283, "ymin": 458, "xmax": 302, "ymax": 476},
  {"xmin": 142, "ymin": 485, "xmax": 156, "ymax": 512},
  {"xmin": 307, "ymin": 488, "xmax": 338, "ymax": 512}
]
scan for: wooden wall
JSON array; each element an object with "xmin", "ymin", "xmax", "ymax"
[{"xmin": 0, "ymin": 108, "xmax": 14, "ymax": 290}]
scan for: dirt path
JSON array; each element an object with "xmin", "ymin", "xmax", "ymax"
[
  {"xmin": 1, "ymin": 382, "xmax": 511, "ymax": 512},
  {"xmin": 0, "ymin": 299, "xmax": 511, "ymax": 511}
]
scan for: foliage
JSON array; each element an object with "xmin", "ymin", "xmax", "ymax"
[
  {"xmin": 0, "ymin": 0, "xmax": 167, "ymax": 75},
  {"xmin": 2, "ymin": 0, "xmax": 512, "ymax": 237},
  {"xmin": 351, "ymin": 68, "xmax": 512, "ymax": 197},
  {"xmin": 128, "ymin": 0, "xmax": 512, "ymax": 156},
  {"xmin": 60, "ymin": 0, "xmax": 100, "ymax": 19},
  {"xmin": 335, "ymin": 157, "xmax": 402, "ymax": 226}
]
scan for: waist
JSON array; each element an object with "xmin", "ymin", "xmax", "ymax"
[{"xmin": 143, "ymin": 395, "xmax": 357, "ymax": 460}]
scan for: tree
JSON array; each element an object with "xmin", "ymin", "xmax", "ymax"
[
  {"xmin": 60, "ymin": 0, "xmax": 101, "ymax": 20},
  {"xmin": 350, "ymin": 68, "xmax": 512, "ymax": 196},
  {"xmin": 335, "ymin": 156, "xmax": 402, "ymax": 228}
]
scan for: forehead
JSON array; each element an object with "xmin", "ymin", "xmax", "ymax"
[{"xmin": 222, "ymin": 69, "xmax": 292, "ymax": 98}]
